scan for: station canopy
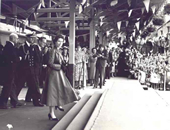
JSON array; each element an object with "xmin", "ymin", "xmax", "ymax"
[{"xmin": 1, "ymin": 0, "xmax": 166, "ymax": 38}]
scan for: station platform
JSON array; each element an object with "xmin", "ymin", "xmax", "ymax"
[{"xmin": 0, "ymin": 77, "xmax": 170, "ymax": 130}]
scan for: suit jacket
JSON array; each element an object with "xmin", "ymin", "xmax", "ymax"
[
  {"xmin": 3, "ymin": 41, "xmax": 20, "ymax": 82},
  {"xmin": 96, "ymin": 50, "xmax": 108, "ymax": 69},
  {"xmin": 18, "ymin": 42, "xmax": 41, "ymax": 69}
]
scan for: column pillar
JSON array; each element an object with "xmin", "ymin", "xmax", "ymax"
[
  {"xmin": 68, "ymin": 0, "xmax": 76, "ymax": 87},
  {"xmin": 48, "ymin": 0, "xmax": 51, "ymax": 18},
  {"xmin": 89, "ymin": 0, "xmax": 95, "ymax": 50}
]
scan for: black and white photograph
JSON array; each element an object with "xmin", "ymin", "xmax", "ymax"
[{"xmin": 0, "ymin": 0, "xmax": 170, "ymax": 130}]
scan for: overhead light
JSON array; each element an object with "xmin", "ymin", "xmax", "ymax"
[{"xmin": 110, "ymin": 0, "xmax": 118, "ymax": 6}]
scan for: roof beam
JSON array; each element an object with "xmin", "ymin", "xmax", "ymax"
[
  {"xmin": 37, "ymin": 8, "xmax": 78, "ymax": 13},
  {"xmin": 37, "ymin": 17, "xmax": 88, "ymax": 21},
  {"xmin": 45, "ymin": 22, "xmax": 89, "ymax": 27},
  {"xmin": 60, "ymin": 27, "xmax": 90, "ymax": 30}
]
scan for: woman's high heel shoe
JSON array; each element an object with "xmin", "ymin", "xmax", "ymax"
[
  {"xmin": 56, "ymin": 106, "xmax": 64, "ymax": 111},
  {"xmin": 48, "ymin": 114, "xmax": 59, "ymax": 121}
]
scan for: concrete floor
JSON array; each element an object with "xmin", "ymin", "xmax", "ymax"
[
  {"xmin": 90, "ymin": 77, "xmax": 170, "ymax": 130},
  {"xmin": 2, "ymin": 77, "xmax": 170, "ymax": 130}
]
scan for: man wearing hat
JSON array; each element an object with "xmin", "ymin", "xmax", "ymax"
[
  {"xmin": 0, "ymin": 33, "xmax": 23, "ymax": 109},
  {"xmin": 94, "ymin": 44, "xmax": 108, "ymax": 89},
  {"xmin": 16, "ymin": 32, "xmax": 43, "ymax": 106}
]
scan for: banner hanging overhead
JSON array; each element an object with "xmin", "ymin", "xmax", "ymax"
[
  {"xmin": 117, "ymin": 21, "xmax": 122, "ymax": 31},
  {"xmin": 151, "ymin": 5, "xmax": 156, "ymax": 14},
  {"xmin": 141, "ymin": 8, "xmax": 145, "ymax": 14},
  {"xmin": 40, "ymin": 0, "xmax": 45, "ymax": 7},
  {"xmin": 65, "ymin": 21, "xmax": 70, "ymax": 28},
  {"xmin": 143, "ymin": 0, "xmax": 150, "ymax": 13},
  {"xmin": 127, "ymin": 0, "xmax": 131, "ymax": 7},
  {"xmin": 128, "ymin": 9, "xmax": 133, "ymax": 17},
  {"xmin": 79, "ymin": 5, "xmax": 83, "ymax": 14},
  {"xmin": 135, "ymin": 21, "xmax": 140, "ymax": 30},
  {"xmin": 110, "ymin": 0, "xmax": 118, "ymax": 6},
  {"xmin": 133, "ymin": 30, "xmax": 136, "ymax": 37}
]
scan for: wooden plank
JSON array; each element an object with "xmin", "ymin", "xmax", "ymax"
[
  {"xmin": 37, "ymin": 8, "xmax": 78, "ymax": 13},
  {"xmin": 37, "ymin": 17, "xmax": 88, "ymax": 21}
]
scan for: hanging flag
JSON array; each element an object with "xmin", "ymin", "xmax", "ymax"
[
  {"xmin": 141, "ymin": 8, "xmax": 145, "ymax": 14},
  {"xmin": 79, "ymin": 4, "xmax": 83, "ymax": 14},
  {"xmin": 118, "ymin": 33, "xmax": 121, "ymax": 38},
  {"xmin": 65, "ymin": 21, "xmax": 69, "ymax": 28},
  {"xmin": 144, "ymin": 21, "xmax": 146, "ymax": 26},
  {"xmin": 95, "ymin": 30, "xmax": 98, "ymax": 36},
  {"xmin": 151, "ymin": 5, "xmax": 156, "ymax": 14},
  {"xmin": 100, "ymin": 21, "xmax": 104, "ymax": 26},
  {"xmin": 128, "ymin": 9, "xmax": 133, "ymax": 17},
  {"xmin": 126, "ymin": 21, "xmax": 129, "ymax": 27},
  {"xmin": 40, "ymin": 0, "xmax": 45, "ymax": 8},
  {"xmin": 127, "ymin": 0, "xmax": 131, "ymax": 7},
  {"xmin": 117, "ymin": 21, "xmax": 121, "ymax": 31},
  {"xmin": 143, "ymin": 0, "xmax": 150, "ymax": 13},
  {"xmin": 135, "ymin": 21, "xmax": 140, "ymax": 30},
  {"xmin": 100, "ymin": 16, "xmax": 105, "ymax": 22},
  {"xmin": 81, "ymin": 0, "xmax": 87, "ymax": 5},
  {"xmin": 110, "ymin": 0, "xmax": 118, "ymax": 6},
  {"xmin": 137, "ymin": 18, "xmax": 140, "ymax": 21},
  {"xmin": 130, "ymin": 36, "xmax": 133, "ymax": 41},
  {"xmin": 133, "ymin": 30, "xmax": 136, "ymax": 37},
  {"xmin": 106, "ymin": 31, "xmax": 110, "ymax": 36}
]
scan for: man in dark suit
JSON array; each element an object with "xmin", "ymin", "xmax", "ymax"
[
  {"xmin": 16, "ymin": 32, "xmax": 43, "ymax": 106},
  {"xmin": 0, "ymin": 33, "xmax": 22, "ymax": 109},
  {"xmin": 0, "ymin": 44, "xmax": 5, "ymax": 86},
  {"xmin": 94, "ymin": 44, "xmax": 108, "ymax": 89},
  {"xmin": 37, "ymin": 36, "xmax": 48, "ymax": 88}
]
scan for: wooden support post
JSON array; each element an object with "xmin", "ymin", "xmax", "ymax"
[
  {"xmin": 0, "ymin": 0, "xmax": 1, "ymax": 15},
  {"xmin": 89, "ymin": 0, "xmax": 95, "ymax": 51},
  {"xmin": 68, "ymin": 0, "xmax": 76, "ymax": 88},
  {"xmin": 48, "ymin": 0, "xmax": 51, "ymax": 18}
]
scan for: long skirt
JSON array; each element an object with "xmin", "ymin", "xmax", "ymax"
[{"xmin": 41, "ymin": 68, "xmax": 78, "ymax": 106}]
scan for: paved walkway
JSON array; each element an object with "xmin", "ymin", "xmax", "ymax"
[{"xmin": 91, "ymin": 77, "xmax": 170, "ymax": 130}]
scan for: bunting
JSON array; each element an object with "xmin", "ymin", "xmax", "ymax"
[
  {"xmin": 135, "ymin": 21, "xmax": 140, "ymax": 30},
  {"xmin": 143, "ymin": 0, "xmax": 150, "ymax": 13},
  {"xmin": 110, "ymin": 0, "xmax": 118, "ymax": 6},
  {"xmin": 151, "ymin": 5, "xmax": 156, "ymax": 14},
  {"xmin": 130, "ymin": 36, "xmax": 133, "ymax": 41},
  {"xmin": 100, "ymin": 21, "xmax": 104, "ymax": 26},
  {"xmin": 106, "ymin": 31, "xmax": 110, "ymax": 36},
  {"xmin": 127, "ymin": 0, "xmax": 131, "ymax": 7},
  {"xmin": 95, "ymin": 30, "xmax": 98, "ymax": 36},
  {"xmin": 79, "ymin": 4, "xmax": 83, "ymax": 14},
  {"xmin": 128, "ymin": 9, "xmax": 133, "ymax": 17},
  {"xmin": 65, "ymin": 21, "xmax": 69, "ymax": 28},
  {"xmin": 132, "ymin": 30, "xmax": 136, "ymax": 37},
  {"xmin": 40, "ymin": 0, "xmax": 45, "ymax": 8},
  {"xmin": 141, "ymin": 8, "xmax": 145, "ymax": 14},
  {"xmin": 117, "ymin": 21, "xmax": 121, "ymax": 31}
]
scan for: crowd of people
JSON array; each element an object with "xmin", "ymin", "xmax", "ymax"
[
  {"xmin": 0, "ymin": 32, "xmax": 79, "ymax": 121},
  {"xmin": 2, "ymin": 30, "xmax": 170, "ymax": 121}
]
